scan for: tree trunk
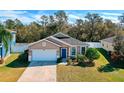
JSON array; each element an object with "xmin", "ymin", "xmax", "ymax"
[{"xmin": 0, "ymin": 45, "xmax": 4, "ymax": 64}]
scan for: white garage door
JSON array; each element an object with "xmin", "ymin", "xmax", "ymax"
[{"xmin": 32, "ymin": 49, "xmax": 57, "ymax": 61}]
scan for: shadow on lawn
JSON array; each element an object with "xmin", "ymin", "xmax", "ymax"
[
  {"xmin": 6, "ymin": 53, "xmax": 29, "ymax": 68},
  {"xmin": 97, "ymin": 64, "xmax": 119, "ymax": 72},
  {"xmin": 97, "ymin": 48, "xmax": 111, "ymax": 62},
  {"xmin": 97, "ymin": 48, "xmax": 124, "ymax": 70}
]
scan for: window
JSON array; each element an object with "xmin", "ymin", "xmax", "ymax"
[
  {"xmin": 81, "ymin": 47, "xmax": 85, "ymax": 54},
  {"xmin": 71, "ymin": 47, "xmax": 76, "ymax": 55}
]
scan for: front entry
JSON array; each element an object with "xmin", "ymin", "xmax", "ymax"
[{"xmin": 61, "ymin": 48, "xmax": 67, "ymax": 58}]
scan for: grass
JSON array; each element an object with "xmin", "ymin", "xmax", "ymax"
[
  {"xmin": 57, "ymin": 48, "xmax": 124, "ymax": 82},
  {"xmin": 0, "ymin": 53, "xmax": 29, "ymax": 82}
]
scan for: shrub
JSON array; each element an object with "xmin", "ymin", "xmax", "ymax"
[
  {"xmin": 97, "ymin": 64, "xmax": 119, "ymax": 72},
  {"xmin": 57, "ymin": 58, "xmax": 62, "ymax": 63},
  {"xmin": 70, "ymin": 56, "xmax": 76, "ymax": 60},
  {"xmin": 70, "ymin": 56, "xmax": 78, "ymax": 64},
  {"xmin": 67, "ymin": 57, "xmax": 72, "ymax": 65},
  {"xmin": 0, "ymin": 58, "xmax": 4, "ymax": 64},
  {"xmin": 19, "ymin": 50, "xmax": 28, "ymax": 62},
  {"xmin": 77, "ymin": 54, "xmax": 83, "ymax": 63},
  {"xmin": 77, "ymin": 54, "xmax": 88, "ymax": 63},
  {"xmin": 86, "ymin": 48, "xmax": 100, "ymax": 62},
  {"xmin": 77, "ymin": 54, "xmax": 95, "ymax": 67}
]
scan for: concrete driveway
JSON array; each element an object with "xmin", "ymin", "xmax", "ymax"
[{"xmin": 18, "ymin": 61, "xmax": 56, "ymax": 82}]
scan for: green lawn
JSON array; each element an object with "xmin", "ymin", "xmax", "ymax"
[
  {"xmin": 57, "ymin": 49, "xmax": 124, "ymax": 82},
  {"xmin": 0, "ymin": 53, "xmax": 29, "ymax": 82}
]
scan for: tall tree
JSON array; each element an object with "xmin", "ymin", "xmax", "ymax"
[
  {"xmin": 118, "ymin": 13, "xmax": 124, "ymax": 31},
  {"xmin": 68, "ymin": 19, "xmax": 85, "ymax": 40},
  {"xmin": 45, "ymin": 15, "xmax": 58, "ymax": 36},
  {"xmin": 0, "ymin": 23, "xmax": 12, "ymax": 57},
  {"xmin": 4, "ymin": 19, "xmax": 15, "ymax": 30},
  {"xmin": 114, "ymin": 32, "xmax": 124, "ymax": 56},
  {"xmin": 15, "ymin": 19, "xmax": 23, "ymax": 29},
  {"xmin": 118, "ymin": 13, "xmax": 124, "ymax": 24},
  {"xmin": 84, "ymin": 13, "xmax": 103, "ymax": 41},
  {"xmin": 40, "ymin": 15, "xmax": 48, "ymax": 32},
  {"xmin": 54, "ymin": 10, "xmax": 68, "ymax": 32}
]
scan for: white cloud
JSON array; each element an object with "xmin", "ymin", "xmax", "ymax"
[
  {"xmin": 0, "ymin": 10, "xmax": 27, "ymax": 17},
  {"xmin": 0, "ymin": 10, "xmax": 35, "ymax": 24},
  {"xmin": 0, "ymin": 10, "xmax": 121, "ymax": 24},
  {"xmin": 18, "ymin": 16, "xmax": 35, "ymax": 23},
  {"xmin": 101, "ymin": 15, "xmax": 119, "ymax": 23},
  {"xmin": 68, "ymin": 14, "xmax": 81, "ymax": 19},
  {"xmin": 68, "ymin": 20, "xmax": 74, "ymax": 24},
  {"xmin": 33, "ymin": 15, "xmax": 41, "ymax": 20},
  {"xmin": 102, "ymin": 12, "xmax": 122, "ymax": 16}
]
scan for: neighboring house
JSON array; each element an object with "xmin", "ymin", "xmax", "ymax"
[
  {"xmin": 100, "ymin": 36, "xmax": 124, "ymax": 52},
  {"xmin": 0, "ymin": 31, "xmax": 16, "ymax": 59},
  {"xmin": 28, "ymin": 32, "xmax": 89, "ymax": 62}
]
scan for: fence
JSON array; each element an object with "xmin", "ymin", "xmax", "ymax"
[
  {"xmin": 85, "ymin": 42, "xmax": 102, "ymax": 48},
  {"xmin": 11, "ymin": 42, "xmax": 101, "ymax": 53},
  {"xmin": 12, "ymin": 43, "xmax": 29, "ymax": 53}
]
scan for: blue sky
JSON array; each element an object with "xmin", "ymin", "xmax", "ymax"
[{"xmin": 0, "ymin": 10, "xmax": 124, "ymax": 24}]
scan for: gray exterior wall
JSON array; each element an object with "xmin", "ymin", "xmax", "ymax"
[{"xmin": 101, "ymin": 40, "xmax": 114, "ymax": 51}]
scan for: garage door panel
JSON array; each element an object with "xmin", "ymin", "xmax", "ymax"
[{"xmin": 32, "ymin": 49, "xmax": 57, "ymax": 61}]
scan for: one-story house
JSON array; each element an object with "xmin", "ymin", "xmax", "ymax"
[
  {"xmin": 0, "ymin": 31, "xmax": 16, "ymax": 59},
  {"xmin": 28, "ymin": 32, "xmax": 89, "ymax": 62},
  {"xmin": 100, "ymin": 36, "xmax": 124, "ymax": 52}
]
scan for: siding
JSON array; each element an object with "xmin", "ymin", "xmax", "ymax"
[
  {"xmin": 85, "ymin": 42, "xmax": 102, "ymax": 48},
  {"xmin": 29, "ymin": 40, "xmax": 60, "ymax": 56},
  {"xmin": 101, "ymin": 41, "xmax": 114, "ymax": 51}
]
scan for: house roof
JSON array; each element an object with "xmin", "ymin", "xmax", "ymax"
[
  {"xmin": 28, "ymin": 38, "xmax": 61, "ymax": 47},
  {"xmin": 53, "ymin": 32, "xmax": 88, "ymax": 46},
  {"xmin": 101, "ymin": 36, "xmax": 124, "ymax": 43},
  {"xmin": 46, "ymin": 37, "xmax": 71, "ymax": 46},
  {"xmin": 29, "ymin": 32, "xmax": 89, "ymax": 47},
  {"xmin": 53, "ymin": 32, "xmax": 70, "ymax": 38}
]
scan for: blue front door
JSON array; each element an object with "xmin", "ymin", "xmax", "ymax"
[{"xmin": 61, "ymin": 48, "xmax": 67, "ymax": 58}]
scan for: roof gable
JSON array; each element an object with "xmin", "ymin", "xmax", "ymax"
[
  {"xmin": 29, "ymin": 38, "xmax": 61, "ymax": 47},
  {"xmin": 53, "ymin": 32, "xmax": 70, "ymax": 39},
  {"xmin": 53, "ymin": 32, "xmax": 88, "ymax": 46},
  {"xmin": 46, "ymin": 37, "xmax": 70, "ymax": 47},
  {"xmin": 29, "ymin": 32, "xmax": 89, "ymax": 47},
  {"xmin": 101, "ymin": 36, "xmax": 124, "ymax": 43}
]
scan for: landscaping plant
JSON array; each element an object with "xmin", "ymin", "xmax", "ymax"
[
  {"xmin": 85, "ymin": 48, "xmax": 100, "ymax": 62},
  {"xmin": 97, "ymin": 64, "xmax": 119, "ymax": 72},
  {"xmin": 57, "ymin": 58, "xmax": 62, "ymax": 63},
  {"xmin": 67, "ymin": 57, "xmax": 72, "ymax": 65}
]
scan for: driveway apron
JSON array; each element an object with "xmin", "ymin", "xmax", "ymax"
[{"xmin": 18, "ymin": 61, "xmax": 56, "ymax": 82}]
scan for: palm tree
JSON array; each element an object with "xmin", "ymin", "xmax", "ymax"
[{"xmin": 0, "ymin": 23, "xmax": 12, "ymax": 61}]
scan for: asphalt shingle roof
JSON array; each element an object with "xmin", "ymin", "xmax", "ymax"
[
  {"xmin": 101, "ymin": 36, "xmax": 124, "ymax": 43},
  {"xmin": 53, "ymin": 32, "xmax": 88, "ymax": 46},
  {"xmin": 54, "ymin": 33, "xmax": 70, "ymax": 38},
  {"xmin": 46, "ymin": 37, "xmax": 66, "ymax": 46}
]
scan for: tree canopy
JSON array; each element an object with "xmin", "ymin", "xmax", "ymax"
[{"xmin": 1, "ymin": 11, "xmax": 124, "ymax": 43}]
